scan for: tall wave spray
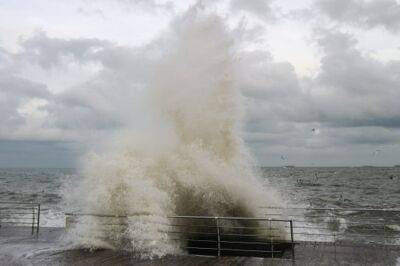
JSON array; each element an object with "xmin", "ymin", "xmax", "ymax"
[{"xmin": 65, "ymin": 8, "xmax": 284, "ymax": 257}]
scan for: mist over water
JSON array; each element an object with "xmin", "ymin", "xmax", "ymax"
[{"xmin": 64, "ymin": 7, "xmax": 284, "ymax": 257}]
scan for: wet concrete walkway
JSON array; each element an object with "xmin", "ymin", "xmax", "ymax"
[{"xmin": 1, "ymin": 227, "xmax": 399, "ymax": 265}]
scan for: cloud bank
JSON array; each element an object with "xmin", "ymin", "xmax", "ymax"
[{"xmin": 0, "ymin": 0, "xmax": 399, "ymax": 166}]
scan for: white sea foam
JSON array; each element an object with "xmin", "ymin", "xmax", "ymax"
[{"xmin": 63, "ymin": 6, "xmax": 285, "ymax": 257}]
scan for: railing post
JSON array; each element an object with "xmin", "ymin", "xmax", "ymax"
[
  {"xmin": 383, "ymin": 210, "xmax": 388, "ymax": 265},
  {"xmin": 269, "ymin": 219, "xmax": 274, "ymax": 260},
  {"xmin": 333, "ymin": 232, "xmax": 337, "ymax": 263},
  {"xmin": 31, "ymin": 204, "xmax": 35, "ymax": 235},
  {"xmin": 290, "ymin": 220, "xmax": 295, "ymax": 263},
  {"xmin": 215, "ymin": 217, "xmax": 221, "ymax": 256},
  {"xmin": 36, "ymin": 204, "xmax": 40, "ymax": 235}
]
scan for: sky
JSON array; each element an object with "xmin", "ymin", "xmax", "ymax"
[{"xmin": 0, "ymin": 0, "xmax": 400, "ymax": 167}]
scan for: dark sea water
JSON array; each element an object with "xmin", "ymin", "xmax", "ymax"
[
  {"xmin": 262, "ymin": 167, "xmax": 400, "ymax": 209},
  {"xmin": 262, "ymin": 167, "xmax": 400, "ymax": 244},
  {"xmin": 1, "ymin": 167, "xmax": 399, "ymax": 242}
]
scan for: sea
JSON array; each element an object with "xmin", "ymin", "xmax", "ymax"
[{"xmin": 1, "ymin": 167, "xmax": 399, "ymax": 242}]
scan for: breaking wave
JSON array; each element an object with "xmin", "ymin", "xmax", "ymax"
[{"xmin": 64, "ymin": 6, "xmax": 285, "ymax": 257}]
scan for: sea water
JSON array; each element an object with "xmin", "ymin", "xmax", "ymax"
[{"xmin": 1, "ymin": 166, "xmax": 399, "ymax": 229}]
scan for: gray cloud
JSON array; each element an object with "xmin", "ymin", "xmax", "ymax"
[
  {"xmin": 261, "ymin": 29, "xmax": 400, "ymax": 129},
  {"xmin": 4, "ymin": 27, "xmax": 400, "ymax": 152},
  {"xmin": 0, "ymin": 72, "xmax": 52, "ymax": 139},
  {"xmin": 0, "ymin": 32, "xmax": 136, "ymax": 141},
  {"xmin": 310, "ymin": 29, "xmax": 400, "ymax": 127},
  {"xmin": 8, "ymin": 32, "xmax": 165, "ymax": 137},
  {"xmin": 234, "ymin": 27, "xmax": 400, "ymax": 158},
  {"xmin": 19, "ymin": 31, "xmax": 112, "ymax": 69},
  {"xmin": 1, "ymin": 7, "xmax": 400, "ymax": 167},
  {"xmin": 315, "ymin": 0, "xmax": 400, "ymax": 32},
  {"xmin": 230, "ymin": 0, "xmax": 276, "ymax": 22}
]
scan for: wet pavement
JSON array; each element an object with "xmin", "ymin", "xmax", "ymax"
[{"xmin": 0, "ymin": 227, "xmax": 399, "ymax": 265}]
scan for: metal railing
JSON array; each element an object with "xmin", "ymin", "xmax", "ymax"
[
  {"xmin": 65, "ymin": 213, "xmax": 295, "ymax": 260},
  {"xmin": 167, "ymin": 216, "xmax": 295, "ymax": 259},
  {"xmin": 64, "ymin": 207, "xmax": 400, "ymax": 263},
  {"xmin": 260, "ymin": 206, "xmax": 400, "ymax": 246},
  {"xmin": 0, "ymin": 201, "xmax": 41, "ymax": 234}
]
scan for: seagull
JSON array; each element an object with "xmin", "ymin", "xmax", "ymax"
[
  {"xmin": 311, "ymin": 128, "xmax": 320, "ymax": 135},
  {"xmin": 372, "ymin": 149, "xmax": 382, "ymax": 157},
  {"xmin": 314, "ymin": 172, "xmax": 318, "ymax": 180}
]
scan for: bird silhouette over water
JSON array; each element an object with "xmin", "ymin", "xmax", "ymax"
[{"xmin": 372, "ymin": 149, "xmax": 382, "ymax": 157}]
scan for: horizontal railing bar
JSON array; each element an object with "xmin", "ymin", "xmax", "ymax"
[
  {"xmin": 0, "ymin": 212, "xmax": 37, "ymax": 215},
  {"xmin": 0, "ymin": 216, "xmax": 36, "ymax": 220},
  {"xmin": 65, "ymin": 213, "xmax": 132, "ymax": 218},
  {"xmin": 169, "ymin": 216, "xmax": 290, "ymax": 222},
  {"xmin": 218, "ymin": 226, "xmax": 282, "ymax": 231},
  {"xmin": 68, "ymin": 220, "xmax": 172, "ymax": 227},
  {"xmin": 0, "ymin": 206, "xmax": 38, "ymax": 208},
  {"xmin": 170, "ymin": 238, "xmax": 218, "ymax": 243},
  {"xmin": 284, "ymin": 225, "xmax": 330, "ymax": 230},
  {"xmin": 0, "ymin": 201, "xmax": 39, "ymax": 205},
  {"xmin": 0, "ymin": 222, "xmax": 35, "ymax": 225},
  {"xmin": 67, "ymin": 213, "xmax": 291, "ymax": 222},
  {"xmin": 221, "ymin": 233, "xmax": 283, "ymax": 238},
  {"xmin": 169, "ymin": 224, "xmax": 284, "ymax": 232},
  {"xmin": 175, "ymin": 238, "xmax": 296, "ymax": 245},
  {"xmin": 265, "ymin": 213, "xmax": 393, "ymax": 219},
  {"xmin": 285, "ymin": 219, "xmax": 391, "ymax": 226},
  {"xmin": 0, "ymin": 213, "xmax": 38, "ymax": 215},
  {"xmin": 260, "ymin": 206, "xmax": 400, "ymax": 212},
  {"xmin": 0, "ymin": 208, "xmax": 36, "ymax": 211},
  {"xmin": 169, "ymin": 224, "xmax": 219, "ymax": 229},
  {"xmin": 220, "ymin": 239, "xmax": 294, "ymax": 245},
  {"xmin": 0, "ymin": 219, "xmax": 37, "ymax": 222},
  {"xmin": 184, "ymin": 246, "xmax": 282, "ymax": 254},
  {"xmin": 291, "ymin": 232, "xmax": 399, "ymax": 238},
  {"xmin": 67, "ymin": 222, "xmax": 131, "ymax": 226},
  {"xmin": 297, "ymin": 241, "xmax": 400, "ymax": 248},
  {"xmin": 184, "ymin": 246, "xmax": 218, "ymax": 251},
  {"xmin": 282, "ymin": 225, "xmax": 392, "ymax": 232},
  {"xmin": 0, "ymin": 208, "xmax": 38, "ymax": 211},
  {"xmin": 0, "ymin": 207, "xmax": 38, "ymax": 209},
  {"xmin": 266, "ymin": 216, "xmax": 393, "ymax": 223},
  {"xmin": 166, "ymin": 231, "xmax": 218, "ymax": 236},
  {"xmin": 219, "ymin": 248, "xmax": 282, "ymax": 254},
  {"xmin": 62, "ymin": 221, "xmax": 394, "ymax": 233},
  {"xmin": 166, "ymin": 231, "xmax": 288, "ymax": 239}
]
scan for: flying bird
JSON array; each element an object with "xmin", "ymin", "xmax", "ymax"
[
  {"xmin": 372, "ymin": 149, "xmax": 382, "ymax": 157},
  {"xmin": 311, "ymin": 128, "xmax": 320, "ymax": 135}
]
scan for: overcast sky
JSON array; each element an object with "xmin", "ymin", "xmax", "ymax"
[{"xmin": 1, "ymin": 0, "xmax": 400, "ymax": 167}]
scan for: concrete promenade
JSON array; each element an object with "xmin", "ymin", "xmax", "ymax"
[{"xmin": 0, "ymin": 227, "xmax": 399, "ymax": 265}]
